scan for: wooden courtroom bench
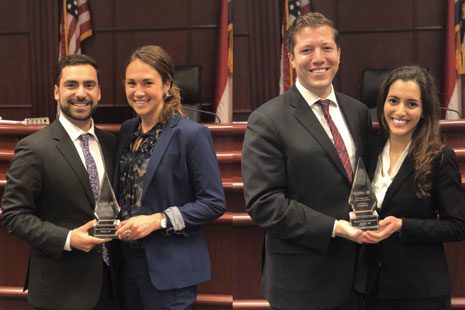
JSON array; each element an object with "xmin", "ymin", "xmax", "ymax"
[{"xmin": 0, "ymin": 121, "xmax": 465, "ymax": 309}]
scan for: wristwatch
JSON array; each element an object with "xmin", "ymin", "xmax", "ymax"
[{"xmin": 160, "ymin": 212, "xmax": 167, "ymax": 229}]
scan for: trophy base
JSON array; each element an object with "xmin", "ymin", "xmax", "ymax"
[
  {"xmin": 90, "ymin": 219, "xmax": 120, "ymax": 239},
  {"xmin": 349, "ymin": 211, "xmax": 379, "ymax": 231}
]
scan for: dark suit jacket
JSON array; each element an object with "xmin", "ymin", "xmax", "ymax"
[
  {"xmin": 113, "ymin": 115, "xmax": 225, "ymax": 290},
  {"xmin": 354, "ymin": 137, "xmax": 465, "ymax": 299},
  {"xmin": 1, "ymin": 119, "xmax": 117, "ymax": 309},
  {"xmin": 242, "ymin": 86, "xmax": 371, "ymax": 309}
]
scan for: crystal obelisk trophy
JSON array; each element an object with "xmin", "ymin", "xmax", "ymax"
[
  {"xmin": 90, "ymin": 173, "xmax": 121, "ymax": 238},
  {"xmin": 349, "ymin": 158, "xmax": 379, "ymax": 231}
]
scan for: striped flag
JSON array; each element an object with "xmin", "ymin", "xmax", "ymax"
[
  {"xmin": 214, "ymin": 0, "xmax": 233, "ymax": 123},
  {"xmin": 279, "ymin": 0, "xmax": 311, "ymax": 94},
  {"xmin": 59, "ymin": 0, "xmax": 93, "ymax": 59},
  {"xmin": 444, "ymin": 0, "xmax": 465, "ymax": 119}
]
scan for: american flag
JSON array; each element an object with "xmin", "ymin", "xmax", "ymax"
[
  {"xmin": 214, "ymin": 0, "xmax": 233, "ymax": 123},
  {"xmin": 279, "ymin": 0, "xmax": 310, "ymax": 94},
  {"xmin": 58, "ymin": 0, "xmax": 93, "ymax": 59}
]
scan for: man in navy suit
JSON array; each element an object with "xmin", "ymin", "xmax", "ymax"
[{"xmin": 242, "ymin": 12, "xmax": 371, "ymax": 310}]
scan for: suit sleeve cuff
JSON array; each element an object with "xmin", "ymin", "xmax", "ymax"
[
  {"xmin": 64, "ymin": 230, "xmax": 72, "ymax": 251},
  {"xmin": 164, "ymin": 206, "xmax": 185, "ymax": 231}
]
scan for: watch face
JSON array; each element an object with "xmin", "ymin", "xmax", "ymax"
[{"xmin": 161, "ymin": 217, "xmax": 167, "ymax": 229}]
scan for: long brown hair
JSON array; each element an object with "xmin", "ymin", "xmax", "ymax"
[
  {"xmin": 377, "ymin": 66, "xmax": 444, "ymax": 198},
  {"xmin": 125, "ymin": 45, "xmax": 184, "ymax": 124}
]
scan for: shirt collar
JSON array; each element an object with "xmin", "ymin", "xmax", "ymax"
[
  {"xmin": 59, "ymin": 113, "xmax": 98, "ymax": 142},
  {"xmin": 295, "ymin": 79, "xmax": 338, "ymax": 108}
]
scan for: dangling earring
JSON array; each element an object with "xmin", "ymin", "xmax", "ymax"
[{"xmin": 163, "ymin": 91, "xmax": 172, "ymax": 101}]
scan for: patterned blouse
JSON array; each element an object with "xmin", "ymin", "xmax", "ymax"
[{"xmin": 118, "ymin": 122, "xmax": 163, "ymax": 221}]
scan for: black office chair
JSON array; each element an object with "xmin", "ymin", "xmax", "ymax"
[
  {"xmin": 360, "ymin": 69, "xmax": 392, "ymax": 121},
  {"xmin": 173, "ymin": 65, "xmax": 202, "ymax": 122}
]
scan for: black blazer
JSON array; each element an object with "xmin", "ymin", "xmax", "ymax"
[
  {"xmin": 1, "ymin": 120, "xmax": 117, "ymax": 310},
  {"xmin": 242, "ymin": 86, "xmax": 371, "ymax": 309},
  {"xmin": 354, "ymin": 137, "xmax": 465, "ymax": 299}
]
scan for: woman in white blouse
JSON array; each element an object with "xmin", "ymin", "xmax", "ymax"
[{"xmin": 354, "ymin": 66, "xmax": 465, "ymax": 310}]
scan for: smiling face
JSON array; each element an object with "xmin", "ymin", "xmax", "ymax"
[
  {"xmin": 288, "ymin": 25, "xmax": 340, "ymax": 98},
  {"xmin": 125, "ymin": 59, "xmax": 171, "ymax": 129},
  {"xmin": 383, "ymin": 79, "xmax": 423, "ymax": 142},
  {"xmin": 54, "ymin": 64, "xmax": 100, "ymax": 130}
]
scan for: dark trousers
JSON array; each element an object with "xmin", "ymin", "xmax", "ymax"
[
  {"xmin": 121, "ymin": 246, "xmax": 197, "ymax": 310},
  {"xmin": 29, "ymin": 262, "xmax": 120, "ymax": 310},
  {"xmin": 363, "ymin": 294, "xmax": 451, "ymax": 310}
]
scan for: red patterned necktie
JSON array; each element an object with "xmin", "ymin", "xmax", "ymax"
[{"xmin": 317, "ymin": 99, "xmax": 353, "ymax": 182}]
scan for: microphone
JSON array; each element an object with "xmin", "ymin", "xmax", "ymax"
[
  {"xmin": 182, "ymin": 104, "xmax": 222, "ymax": 123},
  {"xmin": 440, "ymin": 107, "xmax": 462, "ymax": 119}
]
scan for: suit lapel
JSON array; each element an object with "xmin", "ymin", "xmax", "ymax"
[
  {"xmin": 291, "ymin": 87, "xmax": 350, "ymax": 181},
  {"xmin": 338, "ymin": 93, "xmax": 362, "ymax": 160},
  {"xmin": 113, "ymin": 118, "xmax": 139, "ymax": 196},
  {"xmin": 380, "ymin": 155, "xmax": 414, "ymax": 212},
  {"xmin": 51, "ymin": 120, "xmax": 95, "ymax": 207},
  {"xmin": 142, "ymin": 115, "xmax": 180, "ymax": 196},
  {"xmin": 95, "ymin": 128, "xmax": 112, "ymax": 178}
]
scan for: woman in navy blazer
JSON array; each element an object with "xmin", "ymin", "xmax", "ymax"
[
  {"xmin": 113, "ymin": 45, "xmax": 225, "ymax": 309},
  {"xmin": 354, "ymin": 66, "xmax": 465, "ymax": 309}
]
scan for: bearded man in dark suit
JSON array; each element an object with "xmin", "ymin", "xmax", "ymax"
[
  {"xmin": 242, "ymin": 12, "xmax": 371, "ymax": 310},
  {"xmin": 1, "ymin": 54, "xmax": 119, "ymax": 310}
]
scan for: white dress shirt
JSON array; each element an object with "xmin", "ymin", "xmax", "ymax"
[
  {"xmin": 295, "ymin": 79, "xmax": 357, "ymax": 171},
  {"xmin": 372, "ymin": 140, "xmax": 411, "ymax": 209},
  {"xmin": 59, "ymin": 114, "xmax": 106, "ymax": 250},
  {"xmin": 295, "ymin": 79, "xmax": 357, "ymax": 237}
]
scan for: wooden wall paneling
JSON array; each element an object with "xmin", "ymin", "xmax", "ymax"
[
  {"xmin": 191, "ymin": 0, "xmax": 221, "ymax": 26},
  {"xmin": 0, "ymin": 0, "xmax": 29, "ymax": 33},
  {"xmin": 85, "ymin": 32, "xmax": 117, "ymax": 108},
  {"xmin": 0, "ymin": 0, "xmax": 31, "ymax": 120},
  {"xmin": 199, "ymin": 223, "xmax": 234, "ymax": 294},
  {"xmin": 0, "ymin": 230, "xmax": 28, "ymax": 286},
  {"xmin": 87, "ymin": 0, "xmax": 113, "ymax": 29},
  {"xmin": 191, "ymin": 28, "xmax": 218, "ymax": 108},
  {"xmin": 246, "ymin": 0, "xmax": 281, "ymax": 112},
  {"xmin": 30, "ymin": 0, "xmax": 59, "ymax": 119},
  {"xmin": 0, "ymin": 35, "xmax": 32, "ymax": 119},
  {"xmin": 339, "ymin": 32, "xmax": 414, "ymax": 100},
  {"xmin": 233, "ymin": 35, "xmax": 252, "ymax": 122},
  {"xmin": 415, "ymin": 0, "xmax": 445, "ymax": 27},
  {"xmin": 415, "ymin": 30, "xmax": 445, "ymax": 83},
  {"xmin": 310, "ymin": 0, "xmax": 337, "ymax": 22},
  {"xmin": 232, "ymin": 0, "xmax": 251, "ymax": 122},
  {"xmin": 338, "ymin": 0, "xmax": 414, "ymax": 31},
  {"xmin": 447, "ymin": 241, "xmax": 465, "ymax": 296},
  {"xmin": 114, "ymin": 0, "xmax": 190, "ymax": 29}
]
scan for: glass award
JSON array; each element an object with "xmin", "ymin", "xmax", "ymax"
[
  {"xmin": 90, "ymin": 173, "xmax": 121, "ymax": 239},
  {"xmin": 349, "ymin": 158, "xmax": 379, "ymax": 231}
]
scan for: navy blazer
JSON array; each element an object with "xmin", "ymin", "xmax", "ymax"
[
  {"xmin": 355, "ymin": 137, "xmax": 465, "ymax": 299},
  {"xmin": 113, "ymin": 114, "xmax": 225, "ymax": 290}
]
